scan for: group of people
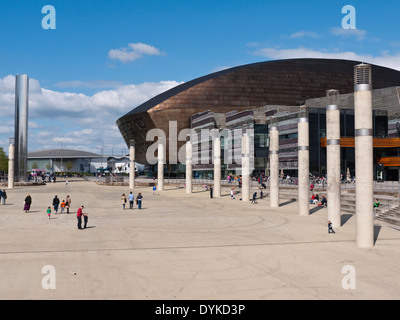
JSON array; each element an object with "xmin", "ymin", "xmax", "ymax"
[
  {"xmin": 23, "ymin": 194, "xmax": 73, "ymax": 214},
  {"xmin": 50, "ymin": 195, "xmax": 72, "ymax": 214},
  {"xmin": 121, "ymin": 191, "xmax": 143, "ymax": 210},
  {"xmin": 22, "ymin": 193, "xmax": 88, "ymax": 230},
  {"xmin": 310, "ymin": 193, "xmax": 327, "ymax": 207}
]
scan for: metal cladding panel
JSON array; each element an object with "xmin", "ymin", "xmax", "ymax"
[
  {"xmin": 117, "ymin": 58, "xmax": 400, "ymax": 164},
  {"xmin": 14, "ymin": 74, "xmax": 29, "ymax": 182}
]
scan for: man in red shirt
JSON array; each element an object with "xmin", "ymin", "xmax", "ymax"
[{"xmin": 77, "ymin": 205, "xmax": 84, "ymax": 229}]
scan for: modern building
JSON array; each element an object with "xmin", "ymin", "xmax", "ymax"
[
  {"xmin": 27, "ymin": 149, "xmax": 107, "ymax": 174},
  {"xmin": 116, "ymin": 58, "xmax": 400, "ymax": 179},
  {"xmin": 27, "ymin": 150, "xmax": 145, "ymax": 176}
]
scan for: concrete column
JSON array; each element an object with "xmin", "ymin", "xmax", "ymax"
[
  {"xmin": 241, "ymin": 132, "xmax": 250, "ymax": 202},
  {"xmin": 185, "ymin": 138, "xmax": 192, "ymax": 194},
  {"xmin": 298, "ymin": 107, "xmax": 309, "ymax": 216},
  {"xmin": 269, "ymin": 117, "xmax": 279, "ymax": 208},
  {"xmin": 129, "ymin": 141, "xmax": 135, "ymax": 189},
  {"xmin": 326, "ymin": 90, "xmax": 341, "ymax": 227},
  {"xmin": 213, "ymin": 133, "xmax": 221, "ymax": 198},
  {"xmin": 158, "ymin": 142, "xmax": 164, "ymax": 191},
  {"xmin": 354, "ymin": 64, "xmax": 374, "ymax": 248},
  {"xmin": 8, "ymin": 139, "xmax": 15, "ymax": 189}
]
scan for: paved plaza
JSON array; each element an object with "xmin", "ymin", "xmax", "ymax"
[{"xmin": 0, "ymin": 178, "xmax": 399, "ymax": 300}]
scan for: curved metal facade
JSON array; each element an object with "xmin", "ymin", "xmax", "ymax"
[{"xmin": 116, "ymin": 58, "xmax": 400, "ymax": 164}]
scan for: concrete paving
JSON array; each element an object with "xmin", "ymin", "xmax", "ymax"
[{"xmin": 0, "ymin": 178, "xmax": 399, "ymax": 300}]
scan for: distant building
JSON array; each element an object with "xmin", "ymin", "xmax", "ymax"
[
  {"xmin": 27, "ymin": 149, "xmax": 107, "ymax": 173},
  {"xmin": 107, "ymin": 156, "xmax": 145, "ymax": 174}
]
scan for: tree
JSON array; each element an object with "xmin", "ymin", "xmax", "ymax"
[
  {"xmin": 32, "ymin": 161, "xmax": 39, "ymax": 170},
  {"xmin": 66, "ymin": 160, "xmax": 73, "ymax": 172},
  {"xmin": 0, "ymin": 147, "xmax": 8, "ymax": 174}
]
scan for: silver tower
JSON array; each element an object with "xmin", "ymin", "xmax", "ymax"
[{"xmin": 14, "ymin": 74, "xmax": 29, "ymax": 182}]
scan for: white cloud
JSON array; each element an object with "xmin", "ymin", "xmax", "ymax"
[
  {"xmin": 330, "ymin": 27, "xmax": 367, "ymax": 41},
  {"xmin": 54, "ymin": 80, "xmax": 123, "ymax": 89},
  {"xmin": 108, "ymin": 42, "xmax": 164, "ymax": 63},
  {"xmin": 290, "ymin": 31, "xmax": 319, "ymax": 39},
  {"xmin": 253, "ymin": 47, "xmax": 400, "ymax": 71},
  {"xmin": 0, "ymin": 75, "xmax": 182, "ymax": 154}
]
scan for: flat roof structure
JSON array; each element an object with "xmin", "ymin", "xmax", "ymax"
[{"xmin": 28, "ymin": 149, "xmax": 103, "ymax": 159}]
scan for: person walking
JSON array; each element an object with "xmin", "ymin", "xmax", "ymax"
[
  {"xmin": 65, "ymin": 195, "xmax": 71, "ymax": 214},
  {"xmin": 128, "ymin": 192, "xmax": 134, "ymax": 209},
  {"xmin": 251, "ymin": 192, "xmax": 257, "ymax": 204},
  {"xmin": 209, "ymin": 186, "xmax": 213, "ymax": 198},
  {"xmin": 230, "ymin": 188, "xmax": 235, "ymax": 200},
  {"xmin": 152, "ymin": 185, "xmax": 157, "ymax": 195},
  {"xmin": 52, "ymin": 195, "xmax": 60, "ymax": 214},
  {"xmin": 77, "ymin": 205, "xmax": 84, "ymax": 229},
  {"xmin": 136, "ymin": 193, "xmax": 143, "ymax": 209},
  {"xmin": 24, "ymin": 195, "xmax": 32, "ymax": 213},
  {"xmin": 328, "ymin": 220, "xmax": 335, "ymax": 234},
  {"xmin": 1, "ymin": 190, "xmax": 7, "ymax": 205},
  {"xmin": 121, "ymin": 193, "xmax": 127, "ymax": 210},
  {"xmin": 47, "ymin": 206, "xmax": 51, "ymax": 220},
  {"xmin": 0, "ymin": 189, "xmax": 2, "ymax": 205}
]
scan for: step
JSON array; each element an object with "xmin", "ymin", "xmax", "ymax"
[{"xmin": 381, "ymin": 216, "xmax": 400, "ymax": 226}]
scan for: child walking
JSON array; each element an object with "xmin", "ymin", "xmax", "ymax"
[
  {"xmin": 328, "ymin": 220, "xmax": 335, "ymax": 234},
  {"xmin": 47, "ymin": 206, "xmax": 51, "ymax": 220}
]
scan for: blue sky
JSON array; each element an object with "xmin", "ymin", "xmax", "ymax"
[{"xmin": 1, "ymin": 0, "xmax": 400, "ymax": 155}]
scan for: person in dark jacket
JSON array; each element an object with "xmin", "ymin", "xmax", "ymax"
[
  {"xmin": 52, "ymin": 195, "xmax": 60, "ymax": 214},
  {"xmin": 1, "ymin": 190, "xmax": 6, "ymax": 205},
  {"xmin": 24, "ymin": 195, "xmax": 32, "ymax": 213},
  {"xmin": 136, "ymin": 193, "xmax": 143, "ymax": 209}
]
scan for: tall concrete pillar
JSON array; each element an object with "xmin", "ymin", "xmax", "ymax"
[
  {"xmin": 8, "ymin": 138, "xmax": 15, "ymax": 189},
  {"xmin": 298, "ymin": 106, "xmax": 310, "ymax": 216},
  {"xmin": 213, "ymin": 132, "xmax": 221, "ymax": 198},
  {"xmin": 326, "ymin": 90, "xmax": 341, "ymax": 227},
  {"xmin": 185, "ymin": 137, "xmax": 192, "ymax": 194},
  {"xmin": 241, "ymin": 131, "xmax": 250, "ymax": 202},
  {"xmin": 158, "ymin": 141, "xmax": 165, "ymax": 191},
  {"xmin": 14, "ymin": 74, "xmax": 29, "ymax": 182},
  {"xmin": 269, "ymin": 116, "xmax": 279, "ymax": 208},
  {"xmin": 354, "ymin": 63, "xmax": 374, "ymax": 248},
  {"xmin": 129, "ymin": 140, "xmax": 135, "ymax": 189}
]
